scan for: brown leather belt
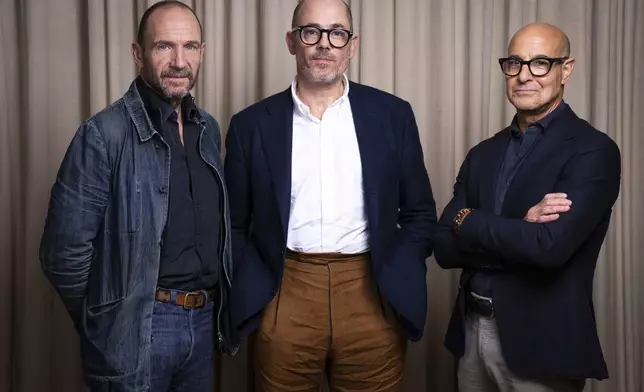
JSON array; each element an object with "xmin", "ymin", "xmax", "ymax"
[{"xmin": 155, "ymin": 287, "xmax": 218, "ymax": 309}]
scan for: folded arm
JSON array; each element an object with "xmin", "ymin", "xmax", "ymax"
[
  {"xmin": 39, "ymin": 121, "xmax": 110, "ymax": 328},
  {"xmin": 458, "ymin": 141, "xmax": 621, "ymax": 269},
  {"xmin": 434, "ymin": 150, "xmax": 501, "ymax": 270}
]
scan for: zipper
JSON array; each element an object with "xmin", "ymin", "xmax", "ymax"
[
  {"xmin": 197, "ymin": 122, "xmax": 237, "ymax": 354},
  {"xmin": 197, "ymin": 124, "xmax": 232, "ymax": 286}
]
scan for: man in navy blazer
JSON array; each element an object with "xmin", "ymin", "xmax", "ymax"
[
  {"xmin": 224, "ymin": 0, "xmax": 436, "ymax": 390},
  {"xmin": 435, "ymin": 23, "xmax": 621, "ymax": 392}
]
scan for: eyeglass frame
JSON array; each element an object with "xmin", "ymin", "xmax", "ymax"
[
  {"xmin": 498, "ymin": 56, "xmax": 569, "ymax": 77},
  {"xmin": 291, "ymin": 25, "xmax": 354, "ymax": 48}
]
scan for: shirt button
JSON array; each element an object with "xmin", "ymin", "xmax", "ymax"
[
  {"xmin": 159, "ymin": 186, "xmax": 168, "ymax": 193},
  {"xmin": 154, "ymin": 142, "xmax": 162, "ymax": 149}
]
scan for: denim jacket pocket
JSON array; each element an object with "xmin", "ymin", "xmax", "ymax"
[
  {"xmin": 86, "ymin": 296, "xmax": 124, "ymax": 317},
  {"xmin": 82, "ymin": 296, "xmax": 145, "ymax": 378},
  {"xmin": 106, "ymin": 179, "xmax": 142, "ymax": 235}
]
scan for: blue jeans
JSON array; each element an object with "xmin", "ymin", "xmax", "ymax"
[{"xmin": 150, "ymin": 290, "xmax": 215, "ymax": 392}]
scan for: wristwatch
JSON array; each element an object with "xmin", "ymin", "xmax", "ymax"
[{"xmin": 453, "ymin": 208, "xmax": 473, "ymax": 234}]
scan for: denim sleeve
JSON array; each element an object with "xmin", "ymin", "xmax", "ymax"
[{"xmin": 39, "ymin": 120, "xmax": 111, "ymax": 329}]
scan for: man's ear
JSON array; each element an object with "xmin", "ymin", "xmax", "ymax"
[
  {"xmin": 348, "ymin": 34, "xmax": 359, "ymax": 59},
  {"xmin": 132, "ymin": 42, "xmax": 144, "ymax": 68},
  {"xmin": 286, "ymin": 31, "xmax": 296, "ymax": 55},
  {"xmin": 200, "ymin": 42, "xmax": 206, "ymax": 62},
  {"xmin": 561, "ymin": 57, "xmax": 575, "ymax": 85}
]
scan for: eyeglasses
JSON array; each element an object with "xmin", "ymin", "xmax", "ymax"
[
  {"xmin": 292, "ymin": 25, "xmax": 353, "ymax": 48},
  {"xmin": 498, "ymin": 57, "xmax": 569, "ymax": 77}
]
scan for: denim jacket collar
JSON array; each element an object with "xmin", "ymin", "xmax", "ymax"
[{"xmin": 123, "ymin": 79, "xmax": 207, "ymax": 143}]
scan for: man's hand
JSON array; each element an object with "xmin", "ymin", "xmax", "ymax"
[{"xmin": 524, "ymin": 193, "xmax": 572, "ymax": 223}]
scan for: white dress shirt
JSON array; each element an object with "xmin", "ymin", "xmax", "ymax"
[{"xmin": 286, "ymin": 74, "xmax": 369, "ymax": 254}]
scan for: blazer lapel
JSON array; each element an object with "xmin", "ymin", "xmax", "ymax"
[
  {"xmin": 478, "ymin": 132, "xmax": 509, "ymax": 211},
  {"xmin": 260, "ymin": 89, "xmax": 293, "ymax": 234},
  {"xmin": 349, "ymin": 84, "xmax": 387, "ymax": 230},
  {"xmin": 502, "ymin": 108, "xmax": 577, "ymax": 212}
]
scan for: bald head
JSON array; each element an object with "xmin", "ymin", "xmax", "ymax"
[
  {"xmin": 502, "ymin": 22, "xmax": 576, "ymax": 123},
  {"xmin": 509, "ymin": 22, "xmax": 570, "ymax": 58},
  {"xmin": 292, "ymin": 0, "xmax": 353, "ymax": 31},
  {"xmin": 287, "ymin": 0, "xmax": 357, "ymax": 88}
]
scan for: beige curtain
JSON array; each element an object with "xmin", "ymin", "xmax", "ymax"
[{"xmin": 1, "ymin": 0, "xmax": 642, "ymax": 391}]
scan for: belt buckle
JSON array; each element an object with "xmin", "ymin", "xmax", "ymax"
[
  {"xmin": 182, "ymin": 291, "xmax": 203, "ymax": 309},
  {"xmin": 484, "ymin": 297, "xmax": 495, "ymax": 317},
  {"xmin": 470, "ymin": 291, "xmax": 495, "ymax": 318}
]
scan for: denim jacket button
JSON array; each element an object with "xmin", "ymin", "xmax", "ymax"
[{"xmin": 159, "ymin": 186, "xmax": 168, "ymax": 193}]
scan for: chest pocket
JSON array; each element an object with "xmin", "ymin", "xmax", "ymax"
[{"xmin": 106, "ymin": 167, "xmax": 142, "ymax": 235}]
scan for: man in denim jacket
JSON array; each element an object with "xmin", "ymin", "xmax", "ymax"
[{"xmin": 39, "ymin": 2, "xmax": 236, "ymax": 391}]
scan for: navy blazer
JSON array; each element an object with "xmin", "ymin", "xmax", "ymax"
[
  {"xmin": 224, "ymin": 81, "xmax": 437, "ymax": 345},
  {"xmin": 434, "ymin": 104, "xmax": 621, "ymax": 380}
]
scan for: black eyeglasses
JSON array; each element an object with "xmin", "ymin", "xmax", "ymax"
[
  {"xmin": 292, "ymin": 25, "xmax": 353, "ymax": 48},
  {"xmin": 498, "ymin": 57, "xmax": 569, "ymax": 77}
]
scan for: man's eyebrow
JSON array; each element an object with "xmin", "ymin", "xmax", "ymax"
[
  {"xmin": 301, "ymin": 22, "xmax": 348, "ymax": 29},
  {"xmin": 152, "ymin": 39, "xmax": 201, "ymax": 45},
  {"xmin": 507, "ymin": 54, "xmax": 550, "ymax": 59}
]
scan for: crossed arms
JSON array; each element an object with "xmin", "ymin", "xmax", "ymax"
[{"xmin": 434, "ymin": 139, "xmax": 621, "ymax": 271}]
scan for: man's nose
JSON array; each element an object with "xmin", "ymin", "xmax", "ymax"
[
  {"xmin": 171, "ymin": 48, "xmax": 187, "ymax": 68},
  {"xmin": 317, "ymin": 31, "xmax": 332, "ymax": 49},
  {"xmin": 517, "ymin": 63, "xmax": 533, "ymax": 83}
]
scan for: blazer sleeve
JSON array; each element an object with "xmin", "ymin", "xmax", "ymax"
[
  {"xmin": 457, "ymin": 138, "xmax": 621, "ymax": 269},
  {"xmin": 397, "ymin": 101, "xmax": 438, "ymax": 258},
  {"xmin": 434, "ymin": 149, "xmax": 504, "ymax": 270},
  {"xmin": 223, "ymin": 115, "xmax": 254, "ymax": 257}
]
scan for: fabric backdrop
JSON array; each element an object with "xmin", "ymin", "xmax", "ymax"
[{"xmin": 1, "ymin": 0, "xmax": 642, "ymax": 391}]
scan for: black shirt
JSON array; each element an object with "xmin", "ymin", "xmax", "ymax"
[
  {"xmin": 136, "ymin": 76, "xmax": 221, "ymax": 291},
  {"xmin": 468, "ymin": 101, "xmax": 569, "ymax": 297}
]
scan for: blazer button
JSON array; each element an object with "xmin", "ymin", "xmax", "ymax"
[{"xmin": 159, "ymin": 186, "xmax": 168, "ymax": 193}]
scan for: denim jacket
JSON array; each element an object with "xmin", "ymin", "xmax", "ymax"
[{"xmin": 39, "ymin": 81, "xmax": 238, "ymax": 391}]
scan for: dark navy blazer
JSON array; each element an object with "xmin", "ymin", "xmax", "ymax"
[
  {"xmin": 435, "ymin": 104, "xmax": 621, "ymax": 380},
  {"xmin": 223, "ymin": 81, "xmax": 437, "ymax": 345}
]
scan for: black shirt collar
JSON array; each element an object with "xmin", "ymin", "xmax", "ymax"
[
  {"xmin": 509, "ymin": 100, "xmax": 568, "ymax": 138},
  {"xmin": 135, "ymin": 75, "xmax": 198, "ymax": 128}
]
